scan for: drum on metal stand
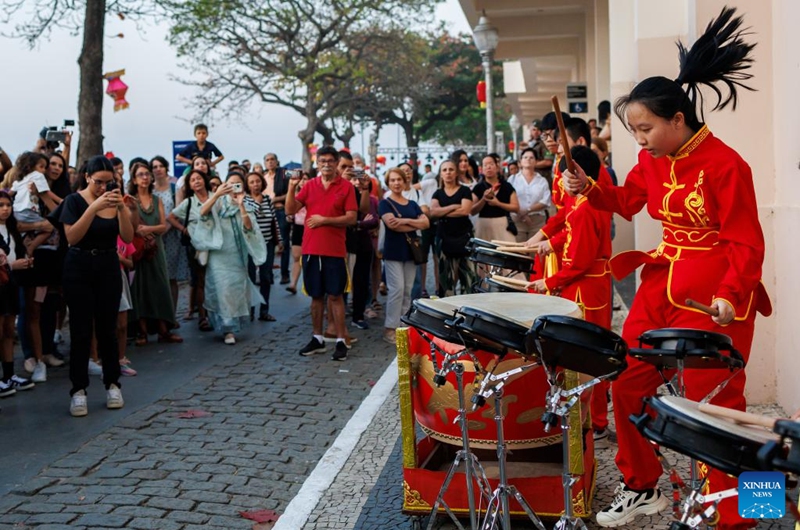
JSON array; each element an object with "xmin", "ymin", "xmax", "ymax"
[{"xmin": 527, "ymin": 315, "xmax": 628, "ymax": 530}]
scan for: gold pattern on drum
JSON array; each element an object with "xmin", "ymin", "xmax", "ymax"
[{"xmin": 403, "ymin": 481, "xmax": 432, "ymax": 509}]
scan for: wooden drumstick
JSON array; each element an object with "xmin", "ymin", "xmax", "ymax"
[
  {"xmin": 551, "ymin": 96, "xmax": 575, "ymax": 174},
  {"xmin": 685, "ymin": 298, "xmax": 720, "ymax": 317},
  {"xmin": 698, "ymin": 402, "xmax": 778, "ymax": 430},
  {"xmin": 490, "ymin": 275, "xmax": 530, "ymax": 287},
  {"xmin": 496, "ymin": 246, "xmax": 540, "ymax": 254},
  {"xmin": 491, "ymin": 240, "xmax": 526, "ymax": 246}
]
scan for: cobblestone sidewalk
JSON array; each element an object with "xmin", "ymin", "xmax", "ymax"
[{"xmin": 0, "ymin": 310, "xmax": 396, "ymax": 530}]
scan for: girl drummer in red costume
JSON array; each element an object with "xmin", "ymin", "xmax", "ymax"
[{"xmin": 563, "ymin": 7, "xmax": 771, "ymax": 529}]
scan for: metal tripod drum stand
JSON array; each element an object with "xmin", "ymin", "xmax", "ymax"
[
  {"xmin": 541, "ymin": 371, "xmax": 616, "ymax": 530},
  {"xmin": 470, "ymin": 364, "xmax": 547, "ymax": 530},
  {"xmin": 419, "ymin": 335, "xmax": 492, "ymax": 530}
]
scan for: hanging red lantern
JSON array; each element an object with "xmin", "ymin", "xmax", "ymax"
[
  {"xmin": 103, "ymin": 69, "xmax": 129, "ymax": 112},
  {"xmin": 476, "ymin": 80, "xmax": 486, "ymax": 109},
  {"xmin": 508, "ymin": 141, "xmax": 515, "ymax": 153},
  {"xmin": 376, "ymin": 155, "xmax": 386, "ymax": 165}
]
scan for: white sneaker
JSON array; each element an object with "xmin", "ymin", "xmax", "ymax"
[
  {"xmin": 87, "ymin": 359, "xmax": 103, "ymax": 376},
  {"xmin": 70, "ymin": 390, "xmax": 88, "ymax": 417},
  {"xmin": 224, "ymin": 333, "xmax": 236, "ymax": 345},
  {"xmin": 593, "ymin": 428, "xmax": 614, "ymax": 450},
  {"xmin": 23, "ymin": 357, "xmax": 36, "ymax": 374},
  {"xmin": 106, "ymin": 384, "xmax": 124, "ymax": 409},
  {"xmin": 595, "ymin": 482, "xmax": 670, "ymax": 527},
  {"xmin": 0, "ymin": 380, "xmax": 16, "ymax": 398},
  {"xmin": 54, "ymin": 330, "xmax": 63, "ymax": 344},
  {"xmin": 43, "ymin": 354, "xmax": 65, "ymax": 367},
  {"xmin": 31, "ymin": 361, "xmax": 47, "ymax": 383}
]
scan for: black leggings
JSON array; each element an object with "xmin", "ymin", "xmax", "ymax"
[{"xmin": 63, "ymin": 249, "xmax": 122, "ymax": 395}]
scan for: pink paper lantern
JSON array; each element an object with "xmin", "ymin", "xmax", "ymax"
[{"xmin": 103, "ymin": 69, "xmax": 129, "ymax": 112}]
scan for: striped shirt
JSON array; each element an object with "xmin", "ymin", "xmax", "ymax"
[{"xmin": 244, "ymin": 195, "xmax": 280, "ymax": 244}]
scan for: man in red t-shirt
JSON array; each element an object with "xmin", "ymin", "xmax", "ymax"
[{"xmin": 286, "ymin": 146, "xmax": 358, "ymax": 361}]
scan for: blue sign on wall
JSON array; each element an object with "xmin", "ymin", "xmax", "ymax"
[{"xmin": 172, "ymin": 140, "xmax": 193, "ymax": 177}]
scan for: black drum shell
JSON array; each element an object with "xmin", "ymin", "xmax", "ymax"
[
  {"xmin": 631, "ymin": 328, "xmax": 744, "ymax": 370},
  {"xmin": 401, "ymin": 301, "xmax": 463, "ymax": 345},
  {"xmin": 528, "ymin": 314, "xmax": 627, "ymax": 378},
  {"xmin": 634, "ymin": 396, "xmax": 768, "ymax": 477},
  {"xmin": 453, "ymin": 306, "xmax": 531, "ymax": 358},
  {"xmin": 469, "ymin": 247, "xmax": 534, "ymax": 275}
]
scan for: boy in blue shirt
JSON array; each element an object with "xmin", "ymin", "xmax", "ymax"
[{"xmin": 176, "ymin": 123, "xmax": 224, "ymax": 168}]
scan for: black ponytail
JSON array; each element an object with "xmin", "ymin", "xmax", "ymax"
[{"xmin": 615, "ymin": 6, "xmax": 755, "ymax": 132}]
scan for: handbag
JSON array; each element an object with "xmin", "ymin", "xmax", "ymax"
[
  {"xmin": 506, "ymin": 213, "xmax": 518, "ymax": 236},
  {"xmin": 385, "ymin": 199, "xmax": 426, "ymax": 265},
  {"xmin": 180, "ymin": 199, "xmax": 192, "ymax": 247}
]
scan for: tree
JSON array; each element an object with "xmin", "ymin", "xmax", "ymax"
[
  {"xmin": 162, "ymin": 0, "xmax": 437, "ymax": 170},
  {"xmin": 1, "ymin": 0, "xmax": 157, "ymax": 164},
  {"xmin": 336, "ymin": 29, "xmax": 511, "ymax": 163}
]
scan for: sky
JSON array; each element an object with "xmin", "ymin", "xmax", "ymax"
[{"xmin": 2, "ymin": 1, "xmax": 471, "ymax": 171}]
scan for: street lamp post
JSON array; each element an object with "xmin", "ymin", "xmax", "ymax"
[
  {"xmin": 472, "ymin": 14, "xmax": 499, "ymax": 155},
  {"xmin": 508, "ymin": 114, "xmax": 520, "ymax": 161}
]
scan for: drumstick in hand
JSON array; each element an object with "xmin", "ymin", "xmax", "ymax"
[
  {"xmin": 496, "ymin": 246, "xmax": 539, "ymax": 254},
  {"xmin": 491, "ymin": 240, "xmax": 526, "ymax": 246},
  {"xmin": 698, "ymin": 402, "xmax": 777, "ymax": 430},
  {"xmin": 551, "ymin": 96, "xmax": 575, "ymax": 175},
  {"xmin": 490, "ymin": 275, "xmax": 530, "ymax": 287},
  {"xmin": 685, "ymin": 298, "xmax": 720, "ymax": 317}
]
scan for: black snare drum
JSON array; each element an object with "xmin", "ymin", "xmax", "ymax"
[
  {"xmin": 401, "ymin": 299, "xmax": 463, "ymax": 345},
  {"xmin": 451, "ymin": 306, "xmax": 532, "ymax": 358},
  {"xmin": 527, "ymin": 315, "xmax": 628, "ymax": 378},
  {"xmin": 632, "ymin": 395, "xmax": 778, "ymax": 477},
  {"xmin": 758, "ymin": 420, "xmax": 800, "ymax": 475},
  {"xmin": 467, "ymin": 238, "xmax": 499, "ymax": 251},
  {"xmin": 469, "ymin": 246, "xmax": 535, "ymax": 274},
  {"xmin": 630, "ymin": 328, "xmax": 744, "ymax": 370}
]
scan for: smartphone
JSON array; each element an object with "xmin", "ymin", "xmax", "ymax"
[
  {"xmin": 45, "ymin": 130, "xmax": 67, "ymax": 143},
  {"xmin": 232, "ymin": 183, "xmax": 243, "ymax": 193},
  {"xmin": 64, "ymin": 119, "xmax": 75, "ymax": 127},
  {"xmin": 352, "ymin": 168, "xmax": 365, "ymax": 180},
  {"xmin": 288, "ymin": 169, "xmax": 302, "ymax": 179},
  {"xmin": 106, "ymin": 181, "xmax": 119, "ymax": 193}
]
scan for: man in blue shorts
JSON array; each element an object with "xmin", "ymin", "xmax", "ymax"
[{"xmin": 285, "ymin": 147, "xmax": 357, "ymax": 361}]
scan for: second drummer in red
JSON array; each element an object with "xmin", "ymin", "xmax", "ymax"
[{"xmin": 563, "ymin": 7, "xmax": 771, "ymax": 530}]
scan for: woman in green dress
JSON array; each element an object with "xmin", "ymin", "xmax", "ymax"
[{"xmin": 127, "ymin": 162, "xmax": 182, "ymax": 345}]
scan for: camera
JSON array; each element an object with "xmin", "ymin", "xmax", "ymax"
[
  {"xmin": 352, "ymin": 168, "xmax": 365, "ymax": 179},
  {"xmin": 232, "ymin": 183, "xmax": 243, "ymax": 194}
]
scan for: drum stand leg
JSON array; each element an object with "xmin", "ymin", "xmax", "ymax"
[
  {"xmin": 426, "ymin": 363, "xmax": 492, "ymax": 530},
  {"xmin": 481, "ymin": 388, "xmax": 546, "ymax": 530}
]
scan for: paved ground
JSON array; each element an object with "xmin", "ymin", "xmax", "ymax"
[{"xmin": 0, "ymin": 272, "xmax": 796, "ymax": 529}]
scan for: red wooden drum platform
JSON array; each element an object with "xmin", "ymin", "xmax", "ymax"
[{"xmin": 397, "ymin": 293, "xmax": 599, "ymax": 519}]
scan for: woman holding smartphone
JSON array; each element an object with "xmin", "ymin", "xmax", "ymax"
[
  {"xmin": 60, "ymin": 156, "xmax": 134, "ymax": 417},
  {"xmin": 191, "ymin": 172, "xmax": 266, "ymax": 344}
]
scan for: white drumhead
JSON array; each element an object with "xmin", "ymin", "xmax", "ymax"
[
  {"xmin": 478, "ymin": 247, "xmax": 534, "ymax": 262},
  {"xmin": 442, "ymin": 293, "xmax": 581, "ymax": 328},
  {"xmin": 659, "ymin": 396, "xmax": 778, "ymax": 444},
  {"xmin": 414, "ymin": 297, "xmax": 460, "ymax": 316}
]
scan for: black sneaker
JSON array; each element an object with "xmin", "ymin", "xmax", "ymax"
[
  {"xmin": 9, "ymin": 375, "xmax": 34, "ymax": 391},
  {"xmin": 332, "ymin": 341, "xmax": 348, "ymax": 361},
  {"xmin": 299, "ymin": 337, "xmax": 326, "ymax": 357}
]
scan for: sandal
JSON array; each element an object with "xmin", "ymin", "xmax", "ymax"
[
  {"xmin": 258, "ymin": 313, "xmax": 277, "ymax": 322},
  {"xmin": 135, "ymin": 335, "xmax": 147, "ymax": 347},
  {"xmin": 286, "ymin": 286, "xmax": 297, "ymax": 295},
  {"xmin": 198, "ymin": 318, "xmax": 212, "ymax": 332},
  {"xmin": 158, "ymin": 333, "xmax": 184, "ymax": 344}
]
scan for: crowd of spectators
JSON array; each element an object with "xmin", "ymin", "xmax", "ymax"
[{"xmin": 0, "ymin": 110, "xmax": 616, "ymax": 415}]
